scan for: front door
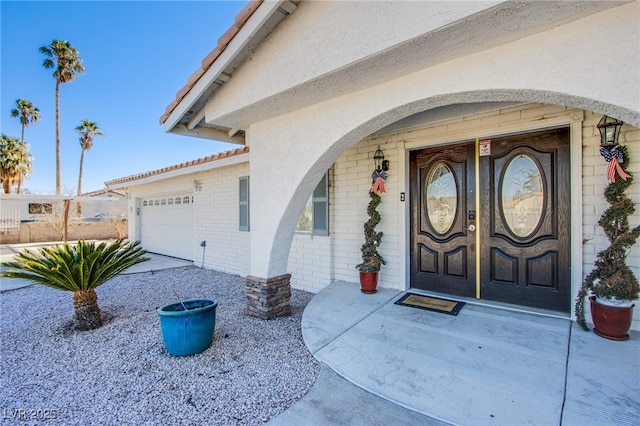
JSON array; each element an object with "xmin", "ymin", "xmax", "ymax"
[{"xmin": 409, "ymin": 128, "xmax": 570, "ymax": 312}]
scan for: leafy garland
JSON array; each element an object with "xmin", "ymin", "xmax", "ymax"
[{"xmin": 575, "ymin": 144, "xmax": 640, "ymax": 330}]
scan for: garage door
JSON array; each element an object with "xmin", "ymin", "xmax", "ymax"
[{"xmin": 140, "ymin": 194, "xmax": 194, "ymax": 260}]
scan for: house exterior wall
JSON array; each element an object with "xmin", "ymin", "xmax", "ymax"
[
  {"xmin": 205, "ymin": 0, "xmax": 502, "ymax": 122},
  {"xmin": 287, "ymin": 233, "xmax": 332, "ymax": 293},
  {"xmin": 241, "ymin": 1, "xmax": 639, "ymax": 283},
  {"xmin": 120, "ymin": 103, "xmax": 638, "ymax": 330},
  {"xmin": 331, "ymin": 103, "xmax": 579, "ymax": 288},
  {"xmin": 156, "ymin": 2, "xmax": 639, "ymax": 327},
  {"xmin": 192, "ymin": 162, "xmax": 250, "ymax": 276},
  {"xmin": 306, "ymin": 103, "xmax": 638, "ymax": 329},
  {"xmin": 206, "ymin": 1, "xmax": 638, "ymax": 128},
  {"xmin": 124, "ymin": 162, "xmax": 251, "ymax": 277}
]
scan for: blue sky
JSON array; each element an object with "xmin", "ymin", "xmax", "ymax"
[{"xmin": 1, "ymin": 0, "xmax": 247, "ymax": 194}]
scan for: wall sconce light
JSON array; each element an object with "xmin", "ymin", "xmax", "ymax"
[
  {"xmin": 373, "ymin": 146, "xmax": 385, "ymax": 172},
  {"xmin": 192, "ymin": 179, "xmax": 201, "ymax": 191},
  {"xmin": 597, "ymin": 115, "xmax": 623, "ymax": 147}
]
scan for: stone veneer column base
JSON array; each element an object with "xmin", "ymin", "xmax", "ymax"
[{"xmin": 245, "ymin": 274, "xmax": 292, "ymax": 319}]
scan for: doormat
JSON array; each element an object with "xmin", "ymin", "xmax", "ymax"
[{"xmin": 394, "ymin": 293, "xmax": 465, "ymax": 316}]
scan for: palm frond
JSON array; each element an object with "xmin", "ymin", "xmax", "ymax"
[{"xmin": 1, "ymin": 240, "xmax": 149, "ymax": 292}]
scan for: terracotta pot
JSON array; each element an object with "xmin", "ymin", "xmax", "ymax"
[
  {"xmin": 359, "ymin": 271, "xmax": 378, "ymax": 294},
  {"xmin": 590, "ymin": 296, "xmax": 635, "ymax": 341}
]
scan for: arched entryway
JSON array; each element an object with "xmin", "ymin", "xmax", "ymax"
[{"xmin": 246, "ymin": 89, "xmax": 638, "ymax": 318}]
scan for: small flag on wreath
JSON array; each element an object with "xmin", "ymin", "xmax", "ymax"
[{"xmin": 600, "ymin": 146, "xmax": 631, "ymax": 182}]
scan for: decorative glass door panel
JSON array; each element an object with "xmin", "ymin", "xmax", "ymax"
[
  {"xmin": 501, "ymin": 154, "xmax": 545, "ymax": 238},
  {"xmin": 426, "ymin": 163, "xmax": 458, "ymax": 235}
]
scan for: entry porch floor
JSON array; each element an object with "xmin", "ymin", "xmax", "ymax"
[{"xmin": 301, "ymin": 281, "xmax": 639, "ymax": 425}]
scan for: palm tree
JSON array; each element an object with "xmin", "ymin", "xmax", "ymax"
[
  {"xmin": 40, "ymin": 40, "xmax": 84, "ymax": 195},
  {"xmin": 11, "ymin": 99, "xmax": 41, "ymax": 144},
  {"xmin": 10, "ymin": 99, "xmax": 41, "ymax": 193},
  {"xmin": 1, "ymin": 240, "xmax": 149, "ymax": 331},
  {"xmin": 0, "ymin": 134, "xmax": 33, "ymax": 194},
  {"xmin": 75, "ymin": 120, "xmax": 103, "ymax": 215}
]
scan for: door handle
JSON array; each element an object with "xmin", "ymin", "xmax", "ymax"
[{"xmin": 468, "ymin": 223, "xmax": 476, "ymax": 232}]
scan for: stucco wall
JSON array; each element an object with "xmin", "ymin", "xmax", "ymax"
[
  {"xmin": 241, "ymin": 2, "xmax": 639, "ymax": 283},
  {"xmin": 206, "ymin": 1, "xmax": 638, "ymax": 129}
]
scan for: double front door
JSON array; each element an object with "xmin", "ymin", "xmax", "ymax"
[{"xmin": 409, "ymin": 128, "xmax": 570, "ymax": 312}]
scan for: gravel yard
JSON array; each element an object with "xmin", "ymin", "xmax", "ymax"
[{"xmin": 0, "ymin": 267, "xmax": 320, "ymax": 425}]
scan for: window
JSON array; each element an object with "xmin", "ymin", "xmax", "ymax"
[
  {"xmin": 28, "ymin": 203, "xmax": 52, "ymax": 214},
  {"xmin": 239, "ymin": 176, "xmax": 250, "ymax": 231},
  {"xmin": 296, "ymin": 172, "xmax": 329, "ymax": 236}
]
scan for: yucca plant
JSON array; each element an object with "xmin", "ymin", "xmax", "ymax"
[{"xmin": 2, "ymin": 240, "xmax": 148, "ymax": 331}]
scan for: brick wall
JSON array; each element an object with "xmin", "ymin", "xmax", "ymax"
[
  {"xmin": 581, "ymin": 112, "xmax": 640, "ymax": 309},
  {"xmin": 194, "ymin": 163, "xmax": 251, "ymax": 276},
  {"xmin": 317, "ymin": 104, "xmax": 638, "ymax": 322}
]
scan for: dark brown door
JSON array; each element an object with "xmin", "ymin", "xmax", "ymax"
[
  {"xmin": 410, "ymin": 143, "xmax": 476, "ymax": 298},
  {"xmin": 410, "ymin": 128, "xmax": 571, "ymax": 312},
  {"xmin": 479, "ymin": 128, "xmax": 571, "ymax": 312}
]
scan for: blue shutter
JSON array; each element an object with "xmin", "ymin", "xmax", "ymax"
[{"xmin": 239, "ymin": 176, "xmax": 250, "ymax": 231}]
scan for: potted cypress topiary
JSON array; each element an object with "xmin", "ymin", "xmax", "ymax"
[
  {"xmin": 575, "ymin": 140, "xmax": 640, "ymax": 340},
  {"xmin": 355, "ymin": 148, "xmax": 388, "ymax": 294},
  {"xmin": 356, "ymin": 191, "xmax": 386, "ymax": 293}
]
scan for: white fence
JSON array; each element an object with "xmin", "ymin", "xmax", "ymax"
[{"xmin": 0, "ymin": 209, "xmax": 20, "ymax": 231}]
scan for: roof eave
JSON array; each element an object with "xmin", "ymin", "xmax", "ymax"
[
  {"xmin": 105, "ymin": 147, "xmax": 250, "ymax": 189},
  {"xmin": 161, "ymin": 1, "xmax": 298, "ymax": 141}
]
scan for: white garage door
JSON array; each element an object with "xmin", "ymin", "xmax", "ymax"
[{"xmin": 140, "ymin": 194, "xmax": 194, "ymax": 260}]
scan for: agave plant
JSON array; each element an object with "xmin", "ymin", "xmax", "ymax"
[{"xmin": 2, "ymin": 240, "xmax": 148, "ymax": 331}]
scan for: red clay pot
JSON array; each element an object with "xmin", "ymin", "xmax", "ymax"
[
  {"xmin": 359, "ymin": 271, "xmax": 378, "ymax": 294},
  {"xmin": 590, "ymin": 296, "xmax": 635, "ymax": 341}
]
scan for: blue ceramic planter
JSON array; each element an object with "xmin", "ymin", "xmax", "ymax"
[{"xmin": 157, "ymin": 299, "xmax": 218, "ymax": 357}]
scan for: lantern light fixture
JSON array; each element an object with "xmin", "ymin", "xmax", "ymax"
[
  {"xmin": 597, "ymin": 115, "xmax": 624, "ymax": 147},
  {"xmin": 373, "ymin": 146, "xmax": 385, "ymax": 172}
]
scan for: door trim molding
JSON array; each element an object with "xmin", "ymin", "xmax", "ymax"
[{"xmin": 399, "ymin": 112, "xmax": 583, "ymax": 319}]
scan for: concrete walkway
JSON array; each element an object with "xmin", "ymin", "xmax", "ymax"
[{"xmin": 271, "ymin": 281, "xmax": 640, "ymax": 426}]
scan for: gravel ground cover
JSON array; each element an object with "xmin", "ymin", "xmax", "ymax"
[{"xmin": 0, "ymin": 267, "xmax": 320, "ymax": 425}]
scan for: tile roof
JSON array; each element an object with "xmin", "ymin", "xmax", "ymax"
[
  {"xmin": 82, "ymin": 189, "xmax": 126, "ymax": 197},
  {"xmin": 105, "ymin": 146, "xmax": 250, "ymax": 187},
  {"xmin": 159, "ymin": 0, "xmax": 262, "ymax": 125}
]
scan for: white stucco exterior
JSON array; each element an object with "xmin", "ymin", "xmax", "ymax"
[{"xmin": 139, "ymin": 1, "xmax": 640, "ymax": 328}]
